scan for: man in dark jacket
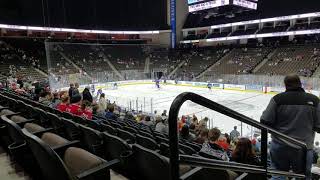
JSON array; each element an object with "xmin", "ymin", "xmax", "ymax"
[
  {"xmin": 68, "ymin": 83, "xmax": 74, "ymax": 99},
  {"xmin": 261, "ymin": 74, "xmax": 320, "ymax": 180}
]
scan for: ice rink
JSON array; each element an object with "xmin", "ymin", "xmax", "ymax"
[{"xmin": 101, "ymin": 83, "xmax": 275, "ymax": 137}]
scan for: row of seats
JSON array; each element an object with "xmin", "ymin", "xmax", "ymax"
[{"xmin": 0, "ymin": 90, "xmax": 246, "ymax": 180}]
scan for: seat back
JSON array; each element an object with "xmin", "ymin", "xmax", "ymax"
[
  {"xmin": 61, "ymin": 118, "xmax": 80, "ymax": 141},
  {"xmin": 123, "ymin": 126, "xmax": 138, "ymax": 134},
  {"xmin": 184, "ymin": 142, "xmax": 202, "ymax": 152},
  {"xmin": 179, "ymin": 143, "xmax": 197, "ymax": 155},
  {"xmin": 47, "ymin": 112, "xmax": 65, "ymax": 136},
  {"xmin": 139, "ymin": 130, "xmax": 154, "ymax": 139},
  {"xmin": 79, "ymin": 125, "xmax": 103, "ymax": 156},
  {"xmin": 102, "ymin": 132, "xmax": 131, "ymax": 162},
  {"xmin": 156, "ymin": 136, "xmax": 169, "ymax": 144},
  {"xmin": 22, "ymin": 129, "xmax": 73, "ymax": 180},
  {"xmin": 100, "ymin": 124, "xmax": 117, "ymax": 135},
  {"xmin": 117, "ymin": 128, "xmax": 135, "ymax": 144},
  {"xmin": 136, "ymin": 134, "xmax": 159, "ymax": 150},
  {"xmin": 1, "ymin": 115, "xmax": 25, "ymax": 145},
  {"xmin": 132, "ymin": 144, "xmax": 170, "ymax": 180}
]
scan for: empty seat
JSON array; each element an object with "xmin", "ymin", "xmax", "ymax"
[
  {"xmin": 61, "ymin": 118, "xmax": 81, "ymax": 141},
  {"xmin": 102, "ymin": 132, "xmax": 133, "ymax": 178},
  {"xmin": 47, "ymin": 112, "xmax": 65, "ymax": 136},
  {"xmin": 139, "ymin": 130, "xmax": 154, "ymax": 139},
  {"xmin": 117, "ymin": 128, "xmax": 135, "ymax": 144},
  {"xmin": 22, "ymin": 129, "xmax": 116, "ymax": 180},
  {"xmin": 179, "ymin": 143, "xmax": 197, "ymax": 155},
  {"xmin": 79, "ymin": 125, "xmax": 103, "ymax": 156},
  {"xmin": 131, "ymin": 144, "xmax": 193, "ymax": 180},
  {"xmin": 24, "ymin": 123, "xmax": 46, "ymax": 133},
  {"xmin": 136, "ymin": 134, "xmax": 159, "ymax": 151},
  {"xmin": 0, "ymin": 109, "xmax": 15, "ymax": 116},
  {"xmin": 100, "ymin": 124, "xmax": 117, "ymax": 135},
  {"xmin": 41, "ymin": 132, "xmax": 69, "ymax": 148},
  {"xmin": 123, "ymin": 126, "xmax": 138, "ymax": 134}
]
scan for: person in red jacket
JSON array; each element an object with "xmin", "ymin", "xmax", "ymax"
[
  {"xmin": 80, "ymin": 101, "xmax": 93, "ymax": 120},
  {"xmin": 66, "ymin": 94, "xmax": 82, "ymax": 116},
  {"xmin": 57, "ymin": 96, "xmax": 69, "ymax": 112}
]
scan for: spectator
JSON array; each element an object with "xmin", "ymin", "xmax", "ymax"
[
  {"xmin": 180, "ymin": 125, "xmax": 196, "ymax": 142},
  {"xmin": 105, "ymin": 104, "xmax": 117, "ymax": 121},
  {"xmin": 141, "ymin": 116, "xmax": 153, "ymax": 127},
  {"xmin": 231, "ymin": 138, "xmax": 260, "ymax": 165},
  {"xmin": 199, "ymin": 117, "xmax": 209, "ymax": 129},
  {"xmin": 50, "ymin": 92, "xmax": 61, "ymax": 108},
  {"xmin": 81, "ymin": 100, "xmax": 92, "ymax": 120},
  {"xmin": 98, "ymin": 93, "xmax": 107, "ymax": 112},
  {"xmin": 155, "ymin": 116, "xmax": 168, "ymax": 134},
  {"xmin": 66, "ymin": 94, "xmax": 82, "ymax": 116},
  {"xmin": 217, "ymin": 136, "xmax": 230, "ymax": 151},
  {"xmin": 195, "ymin": 128, "xmax": 209, "ymax": 144},
  {"xmin": 38, "ymin": 91, "xmax": 52, "ymax": 106},
  {"xmin": 161, "ymin": 110, "xmax": 167, "ymax": 117},
  {"xmin": 68, "ymin": 83, "xmax": 74, "ymax": 99},
  {"xmin": 57, "ymin": 96, "xmax": 69, "ymax": 112},
  {"xmin": 200, "ymin": 128, "xmax": 229, "ymax": 161},
  {"xmin": 82, "ymin": 87, "xmax": 93, "ymax": 103},
  {"xmin": 72, "ymin": 82, "xmax": 80, "ymax": 97},
  {"xmin": 261, "ymin": 74, "xmax": 320, "ymax": 180},
  {"xmin": 230, "ymin": 126, "xmax": 240, "ymax": 141}
]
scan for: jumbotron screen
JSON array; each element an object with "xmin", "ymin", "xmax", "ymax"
[{"xmin": 188, "ymin": 0, "xmax": 258, "ymax": 12}]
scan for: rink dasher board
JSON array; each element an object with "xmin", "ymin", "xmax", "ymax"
[{"xmin": 55, "ymin": 80, "xmax": 320, "ymax": 97}]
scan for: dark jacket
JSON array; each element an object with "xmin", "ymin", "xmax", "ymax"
[
  {"xmin": 68, "ymin": 87, "xmax": 74, "ymax": 99},
  {"xmin": 261, "ymin": 88, "xmax": 320, "ymax": 149},
  {"xmin": 82, "ymin": 91, "xmax": 93, "ymax": 103}
]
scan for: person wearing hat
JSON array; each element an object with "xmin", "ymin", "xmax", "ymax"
[{"xmin": 261, "ymin": 74, "xmax": 320, "ymax": 180}]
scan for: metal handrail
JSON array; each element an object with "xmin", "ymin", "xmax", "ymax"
[{"xmin": 168, "ymin": 92, "xmax": 307, "ymax": 180}]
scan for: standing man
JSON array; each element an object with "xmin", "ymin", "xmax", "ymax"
[
  {"xmin": 68, "ymin": 83, "xmax": 74, "ymax": 100},
  {"xmin": 72, "ymin": 82, "xmax": 80, "ymax": 97},
  {"xmin": 261, "ymin": 74, "xmax": 320, "ymax": 180},
  {"xmin": 230, "ymin": 126, "xmax": 240, "ymax": 141}
]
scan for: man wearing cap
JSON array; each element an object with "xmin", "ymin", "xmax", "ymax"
[{"xmin": 261, "ymin": 74, "xmax": 320, "ymax": 180}]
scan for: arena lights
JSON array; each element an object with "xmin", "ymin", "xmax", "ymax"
[
  {"xmin": 209, "ymin": 12, "xmax": 320, "ymax": 29},
  {"xmin": 0, "ymin": 24, "xmax": 160, "ymax": 35},
  {"xmin": 180, "ymin": 29, "xmax": 320, "ymax": 43}
]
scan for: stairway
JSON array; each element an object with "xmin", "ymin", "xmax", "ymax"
[
  {"xmin": 195, "ymin": 49, "xmax": 235, "ymax": 79},
  {"xmin": 58, "ymin": 51, "xmax": 92, "ymax": 79},
  {"xmin": 253, "ymin": 48, "xmax": 278, "ymax": 73},
  {"xmin": 168, "ymin": 60, "xmax": 186, "ymax": 79},
  {"xmin": 101, "ymin": 53, "xmax": 124, "ymax": 80}
]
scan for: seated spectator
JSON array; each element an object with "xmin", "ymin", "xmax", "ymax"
[
  {"xmin": 141, "ymin": 116, "xmax": 153, "ymax": 127},
  {"xmin": 217, "ymin": 136, "xmax": 230, "ymax": 151},
  {"xmin": 66, "ymin": 94, "xmax": 82, "ymax": 116},
  {"xmin": 50, "ymin": 92, "xmax": 61, "ymax": 108},
  {"xmin": 81, "ymin": 100, "xmax": 93, "ymax": 120},
  {"xmin": 200, "ymin": 128, "xmax": 229, "ymax": 161},
  {"xmin": 82, "ymin": 87, "xmax": 93, "ymax": 103},
  {"xmin": 195, "ymin": 128, "xmax": 209, "ymax": 144},
  {"xmin": 105, "ymin": 104, "xmax": 117, "ymax": 120},
  {"xmin": 57, "ymin": 95, "xmax": 69, "ymax": 112},
  {"xmin": 155, "ymin": 116, "xmax": 168, "ymax": 134},
  {"xmin": 39, "ymin": 91, "xmax": 52, "ymax": 106},
  {"xmin": 230, "ymin": 138, "xmax": 260, "ymax": 165},
  {"xmin": 180, "ymin": 125, "xmax": 196, "ymax": 142}
]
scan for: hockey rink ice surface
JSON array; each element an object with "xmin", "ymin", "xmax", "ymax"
[{"xmin": 102, "ymin": 84, "xmax": 320, "ymax": 140}]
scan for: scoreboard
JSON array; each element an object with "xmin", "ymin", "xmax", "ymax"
[{"xmin": 188, "ymin": 0, "xmax": 258, "ymax": 12}]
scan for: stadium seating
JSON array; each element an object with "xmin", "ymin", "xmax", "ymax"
[
  {"xmin": 257, "ymin": 44, "xmax": 320, "ymax": 76},
  {"xmin": 206, "ymin": 47, "xmax": 272, "ymax": 75}
]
